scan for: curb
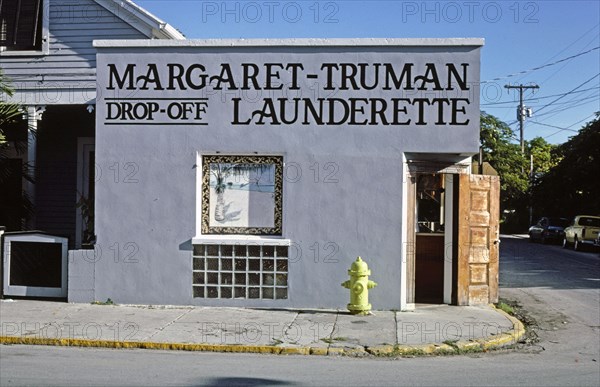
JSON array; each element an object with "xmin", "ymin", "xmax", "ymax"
[
  {"xmin": 0, "ymin": 336, "xmax": 337, "ymax": 356},
  {"xmin": 485, "ymin": 303, "xmax": 526, "ymax": 349},
  {"xmin": 0, "ymin": 336, "xmax": 292, "ymax": 355},
  {"xmin": 0, "ymin": 306, "xmax": 526, "ymax": 357}
]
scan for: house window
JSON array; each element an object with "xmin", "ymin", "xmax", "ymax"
[
  {"xmin": 193, "ymin": 244, "xmax": 288, "ymax": 299},
  {"xmin": 201, "ymin": 155, "xmax": 283, "ymax": 236},
  {"xmin": 0, "ymin": 0, "xmax": 44, "ymax": 51}
]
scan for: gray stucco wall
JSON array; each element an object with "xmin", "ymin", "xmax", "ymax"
[{"xmin": 93, "ymin": 39, "xmax": 481, "ymax": 308}]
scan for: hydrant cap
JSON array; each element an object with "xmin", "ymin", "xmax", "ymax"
[{"xmin": 349, "ymin": 256, "xmax": 370, "ymax": 275}]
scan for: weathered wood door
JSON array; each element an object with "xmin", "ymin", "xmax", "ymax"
[{"xmin": 455, "ymin": 174, "xmax": 500, "ymax": 305}]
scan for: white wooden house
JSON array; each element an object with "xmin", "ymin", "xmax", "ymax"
[{"xmin": 1, "ymin": 0, "xmax": 183, "ymax": 248}]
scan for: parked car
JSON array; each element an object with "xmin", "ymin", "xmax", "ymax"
[
  {"xmin": 563, "ymin": 215, "xmax": 600, "ymax": 251},
  {"xmin": 529, "ymin": 217, "xmax": 570, "ymax": 244}
]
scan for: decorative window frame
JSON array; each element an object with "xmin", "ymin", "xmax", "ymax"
[{"xmin": 200, "ymin": 154, "xmax": 284, "ymax": 236}]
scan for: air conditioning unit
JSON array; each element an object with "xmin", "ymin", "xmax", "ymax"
[{"xmin": 2, "ymin": 232, "xmax": 68, "ymax": 298}]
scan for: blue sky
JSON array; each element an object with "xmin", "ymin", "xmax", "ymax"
[{"xmin": 136, "ymin": 0, "xmax": 600, "ymax": 144}]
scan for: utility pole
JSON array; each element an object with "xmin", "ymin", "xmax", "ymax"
[
  {"xmin": 504, "ymin": 84, "xmax": 539, "ymax": 154},
  {"xmin": 505, "ymin": 84, "xmax": 539, "ymax": 227},
  {"xmin": 530, "ymin": 153, "xmax": 534, "ymax": 226}
]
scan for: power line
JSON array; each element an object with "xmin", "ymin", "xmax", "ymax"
[
  {"xmin": 532, "ymin": 96, "xmax": 599, "ymax": 119},
  {"xmin": 528, "ymin": 121, "xmax": 579, "ymax": 133},
  {"xmin": 485, "ymin": 94, "xmax": 600, "ymax": 109},
  {"xmin": 501, "ymin": 84, "xmax": 597, "ymax": 139},
  {"xmin": 542, "ymin": 113, "xmax": 598, "ymax": 139},
  {"xmin": 521, "ymin": 88, "xmax": 598, "ymax": 132},
  {"xmin": 501, "ymin": 83, "xmax": 598, "ymax": 139},
  {"xmin": 482, "ymin": 46, "xmax": 600, "ymax": 83},
  {"xmin": 535, "ymin": 73, "xmax": 600, "ymax": 114},
  {"xmin": 539, "ymin": 23, "xmax": 600, "ymax": 63},
  {"xmin": 481, "ymin": 86, "xmax": 599, "ymax": 106},
  {"xmin": 498, "ymin": 23, "xmax": 599, "ymax": 86},
  {"xmin": 530, "ymin": 87, "xmax": 599, "ymax": 123},
  {"xmin": 535, "ymin": 35, "xmax": 600, "ymax": 87}
]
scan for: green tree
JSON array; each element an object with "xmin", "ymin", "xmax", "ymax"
[
  {"xmin": 531, "ymin": 114, "xmax": 600, "ymax": 217},
  {"xmin": 479, "ymin": 112, "xmax": 529, "ymax": 231},
  {"xmin": 527, "ymin": 136, "xmax": 559, "ymax": 179},
  {"xmin": 0, "ymin": 69, "xmax": 33, "ymax": 230},
  {"xmin": 519, "ymin": 137, "xmax": 558, "ymax": 227},
  {"xmin": 0, "ymin": 69, "xmax": 23, "ymax": 146}
]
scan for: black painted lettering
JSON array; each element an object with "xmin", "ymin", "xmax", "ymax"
[
  {"xmin": 211, "ymin": 64, "xmax": 237, "ymax": 90},
  {"xmin": 415, "ymin": 63, "xmax": 443, "ymax": 91},
  {"xmin": 359, "ymin": 63, "xmax": 380, "ymax": 90},
  {"xmin": 321, "ymin": 63, "xmax": 338, "ymax": 90},
  {"xmin": 138, "ymin": 64, "xmax": 163, "ymax": 90},
  {"xmin": 302, "ymin": 98, "xmax": 324, "ymax": 125},
  {"xmin": 195, "ymin": 102, "xmax": 208, "ymax": 120},
  {"xmin": 431, "ymin": 98, "xmax": 450, "ymax": 125},
  {"xmin": 265, "ymin": 63, "xmax": 284, "ymax": 90},
  {"xmin": 121, "ymin": 102, "xmax": 134, "ymax": 120},
  {"xmin": 391, "ymin": 98, "xmax": 411, "ymax": 125},
  {"xmin": 279, "ymin": 98, "xmax": 300, "ymax": 124},
  {"xmin": 383, "ymin": 63, "xmax": 413, "ymax": 90},
  {"xmin": 348, "ymin": 98, "xmax": 368, "ymax": 125},
  {"xmin": 286, "ymin": 63, "xmax": 304, "ymax": 90},
  {"xmin": 108, "ymin": 63, "xmax": 135, "ymax": 90},
  {"xmin": 242, "ymin": 63, "xmax": 261, "ymax": 90},
  {"xmin": 185, "ymin": 64, "xmax": 207, "ymax": 90},
  {"xmin": 340, "ymin": 64, "xmax": 359, "ymax": 90},
  {"xmin": 411, "ymin": 98, "xmax": 430, "ymax": 125},
  {"xmin": 370, "ymin": 98, "xmax": 389, "ymax": 125},
  {"xmin": 231, "ymin": 98, "xmax": 252, "ymax": 125},
  {"xmin": 450, "ymin": 98, "xmax": 470, "ymax": 125},
  {"xmin": 253, "ymin": 98, "xmax": 280, "ymax": 125},
  {"xmin": 327, "ymin": 98, "xmax": 350, "ymax": 125},
  {"xmin": 167, "ymin": 64, "xmax": 186, "ymax": 90},
  {"xmin": 446, "ymin": 63, "xmax": 469, "ymax": 90}
]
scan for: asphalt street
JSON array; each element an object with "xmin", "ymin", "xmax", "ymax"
[
  {"xmin": 1, "ymin": 236, "xmax": 599, "ymax": 387},
  {"xmin": 499, "ymin": 235, "xmax": 600, "ymax": 369}
]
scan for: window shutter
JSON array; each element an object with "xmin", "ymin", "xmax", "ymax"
[
  {"xmin": 0, "ymin": 0, "xmax": 19, "ymax": 46},
  {"xmin": 0, "ymin": 0, "xmax": 43, "ymax": 50}
]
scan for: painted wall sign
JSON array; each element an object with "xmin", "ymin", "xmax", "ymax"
[
  {"xmin": 99, "ymin": 49, "xmax": 479, "ymax": 129},
  {"xmin": 93, "ymin": 40, "xmax": 483, "ymax": 308}
]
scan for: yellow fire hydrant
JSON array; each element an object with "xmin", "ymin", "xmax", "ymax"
[{"xmin": 341, "ymin": 256, "xmax": 377, "ymax": 315}]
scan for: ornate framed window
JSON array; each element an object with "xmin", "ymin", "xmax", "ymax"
[{"xmin": 201, "ymin": 155, "xmax": 283, "ymax": 236}]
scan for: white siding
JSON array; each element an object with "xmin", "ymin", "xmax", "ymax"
[{"xmin": 1, "ymin": 0, "xmax": 149, "ymax": 105}]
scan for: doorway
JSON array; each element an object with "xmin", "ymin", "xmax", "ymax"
[
  {"xmin": 403, "ymin": 156, "xmax": 468, "ymax": 308},
  {"xmin": 403, "ymin": 160, "xmax": 500, "ymax": 307},
  {"xmin": 412, "ymin": 173, "xmax": 454, "ymax": 304},
  {"xmin": 76, "ymin": 138, "xmax": 95, "ymax": 249}
]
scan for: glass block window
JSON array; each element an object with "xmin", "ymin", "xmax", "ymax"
[{"xmin": 193, "ymin": 244, "xmax": 288, "ymax": 300}]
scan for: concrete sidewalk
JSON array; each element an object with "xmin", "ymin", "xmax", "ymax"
[{"xmin": 0, "ymin": 300, "xmax": 524, "ymax": 356}]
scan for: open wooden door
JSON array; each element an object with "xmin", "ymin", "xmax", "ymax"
[{"xmin": 455, "ymin": 174, "xmax": 500, "ymax": 305}]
